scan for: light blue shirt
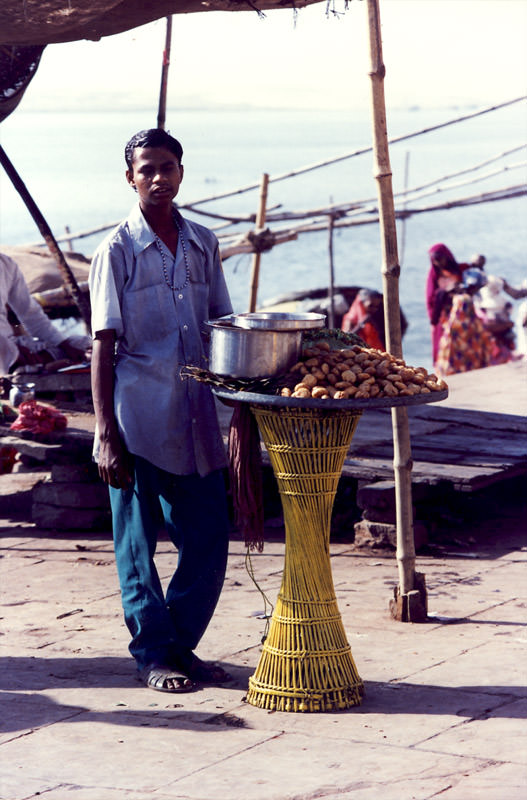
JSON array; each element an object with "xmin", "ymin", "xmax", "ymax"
[{"xmin": 89, "ymin": 203, "xmax": 232, "ymax": 476}]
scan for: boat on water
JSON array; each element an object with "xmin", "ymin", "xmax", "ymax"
[{"xmin": 259, "ymin": 284, "xmax": 409, "ymax": 347}]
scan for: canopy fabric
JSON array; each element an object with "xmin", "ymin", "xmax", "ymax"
[
  {"xmin": 1, "ymin": 246, "xmax": 90, "ymax": 294},
  {"xmin": 0, "ymin": 45, "xmax": 46, "ymax": 122},
  {"xmin": 0, "ymin": 0, "xmax": 325, "ymax": 47}
]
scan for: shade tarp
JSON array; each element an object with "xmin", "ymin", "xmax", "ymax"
[
  {"xmin": 2, "ymin": 246, "xmax": 90, "ymax": 293},
  {"xmin": 0, "ymin": 0, "xmax": 325, "ymax": 46}
]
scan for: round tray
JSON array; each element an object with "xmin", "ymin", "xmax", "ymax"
[
  {"xmin": 213, "ymin": 386, "xmax": 448, "ymax": 410},
  {"xmin": 231, "ymin": 312, "xmax": 326, "ymax": 331}
]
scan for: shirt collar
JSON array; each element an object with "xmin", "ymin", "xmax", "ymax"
[{"xmin": 126, "ymin": 203, "xmax": 205, "ymax": 257}]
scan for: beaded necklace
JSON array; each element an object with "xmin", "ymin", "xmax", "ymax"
[{"xmin": 153, "ymin": 213, "xmax": 190, "ymax": 291}]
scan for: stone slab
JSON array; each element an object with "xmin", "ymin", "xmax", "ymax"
[
  {"xmin": 0, "ymin": 506, "xmax": 525, "ymax": 800},
  {"xmin": 417, "ymin": 697, "xmax": 527, "ymax": 765},
  {"xmin": 0, "ymin": 713, "xmax": 272, "ymax": 796},
  {"xmin": 165, "ymin": 730, "xmax": 487, "ymax": 800}
]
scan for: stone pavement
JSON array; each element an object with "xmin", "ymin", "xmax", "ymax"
[{"xmin": 1, "ymin": 491, "xmax": 526, "ymax": 800}]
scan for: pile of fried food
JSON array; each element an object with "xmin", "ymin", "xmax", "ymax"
[{"xmin": 278, "ymin": 341, "xmax": 447, "ymax": 400}]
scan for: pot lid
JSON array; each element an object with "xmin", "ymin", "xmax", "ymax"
[{"xmin": 231, "ymin": 312, "xmax": 326, "ymax": 331}]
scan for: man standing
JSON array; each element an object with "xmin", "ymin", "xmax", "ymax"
[{"xmin": 89, "ymin": 129, "xmax": 233, "ymax": 693}]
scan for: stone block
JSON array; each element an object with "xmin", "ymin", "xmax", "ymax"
[
  {"xmin": 357, "ymin": 480, "xmax": 396, "ymax": 512},
  {"xmin": 362, "ymin": 507, "xmax": 398, "ymax": 524},
  {"xmin": 32, "ymin": 479, "xmax": 110, "ymax": 509},
  {"xmin": 354, "ymin": 519, "xmax": 428, "ymax": 551},
  {"xmin": 51, "ymin": 462, "xmax": 99, "ymax": 483},
  {"xmin": 357, "ymin": 480, "xmax": 431, "ymax": 514},
  {"xmin": 31, "ymin": 502, "xmax": 111, "ymax": 530},
  {"xmin": 0, "ymin": 472, "xmax": 50, "ymax": 514},
  {"xmin": 354, "ymin": 519, "xmax": 396, "ymax": 548}
]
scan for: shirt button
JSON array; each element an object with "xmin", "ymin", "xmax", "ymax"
[
  {"xmin": 178, "ymin": 293, "xmax": 183, "ymax": 300},
  {"xmin": 183, "ymin": 324, "xmax": 188, "ymax": 331},
  {"xmin": 191, "ymin": 418, "xmax": 196, "ymax": 424}
]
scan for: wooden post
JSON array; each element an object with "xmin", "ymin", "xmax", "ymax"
[
  {"xmin": 0, "ymin": 144, "xmax": 91, "ymax": 330},
  {"xmin": 327, "ymin": 213, "xmax": 336, "ymax": 329},
  {"xmin": 64, "ymin": 225, "xmax": 74, "ymax": 251},
  {"xmin": 399, "ymin": 151, "xmax": 410, "ymax": 266},
  {"xmin": 157, "ymin": 16, "xmax": 172, "ymax": 130},
  {"xmin": 365, "ymin": 0, "xmax": 426, "ymax": 618},
  {"xmin": 248, "ymin": 172, "xmax": 269, "ymax": 312}
]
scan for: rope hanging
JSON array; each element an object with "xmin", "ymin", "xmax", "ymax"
[{"xmin": 228, "ymin": 403, "xmax": 265, "ymax": 552}]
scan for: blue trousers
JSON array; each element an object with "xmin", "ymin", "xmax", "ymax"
[{"xmin": 109, "ymin": 456, "xmax": 230, "ymax": 671}]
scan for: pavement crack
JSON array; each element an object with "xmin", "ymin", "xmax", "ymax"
[{"xmin": 159, "ymin": 730, "xmax": 286, "ymax": 788}]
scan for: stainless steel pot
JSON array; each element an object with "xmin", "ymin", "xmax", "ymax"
[
  {"xmin": 231, "ymin": 311, "xmax": 326, "ymax": 331},
  {"xmin": 205, "ymin": 318, "xmax": 304, "ymax": 379}
]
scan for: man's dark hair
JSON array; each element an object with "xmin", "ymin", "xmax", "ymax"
[{"xmin": 124, "ymin": 129, "xmax": 183, "ymax": 169}]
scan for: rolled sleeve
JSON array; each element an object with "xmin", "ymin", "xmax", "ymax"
[
  {"xmin": 89, "ymin": 238, "xmax": 125, "ymax": 337},
  {"xmin": 209, "ymin": 242, "xmax": 233, "ymax": 320}
]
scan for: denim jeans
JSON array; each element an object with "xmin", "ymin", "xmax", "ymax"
[{"xmin": 109, "ymin": 456, "xmax": 229, "ymax": 671}]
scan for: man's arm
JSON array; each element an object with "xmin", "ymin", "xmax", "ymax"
[
  {"xmin": 91, "ymin": 329, "xmax": 132, "ymax": 489},
  {"xmin": 7, "ymin": 260, "xmax": 86, "ymax": 361}
]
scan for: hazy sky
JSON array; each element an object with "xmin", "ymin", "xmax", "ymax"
[{"xmin": 15, "ymin": 0, "xmax": 527, "ymax": 111}]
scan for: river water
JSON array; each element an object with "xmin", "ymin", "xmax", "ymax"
[{"xmin": 1, "ymin": 103, "xmax": 525, "ymax": 369}]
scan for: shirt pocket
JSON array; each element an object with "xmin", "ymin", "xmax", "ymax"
[
  {"xmin": 122, "ymin": 282, "xmax": 176, "ymax": 347},
  {"xmin": 189, "ymin": 261, "xmax": 209, "ymax": 318}
]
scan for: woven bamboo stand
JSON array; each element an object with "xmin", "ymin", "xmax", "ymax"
[{"xmin": 247, "ymin": 405, "xmax": 364, "ymax": 712}]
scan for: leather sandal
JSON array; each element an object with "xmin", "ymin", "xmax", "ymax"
[
  {"xmin": 139, "ymin": 663, "xmax": 196, "ymax": 693},
  {"xmin": 178, "ymin": 654, "xmax": 232, "ymax": 684}
]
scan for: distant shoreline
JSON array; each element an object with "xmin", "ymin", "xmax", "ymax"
[{"xmin": 8, "ymin": 103, "xmax": 482, "ymax": 115}]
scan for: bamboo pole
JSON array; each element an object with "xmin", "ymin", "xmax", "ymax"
[
  {"xmin": 29, "ymin": 142, "xmax": 524, "ymax": 249},
  {"xmin": 221, "ymin": 230, "xmax": 297, "ymax": 261},
  {"xmin": 64, "ymin": 224, "xmax": 74, "ymax": 250},
  {"xmin": 399, "ymin": 151, "xmax": 410, "ymax": 266},
  {"xmin": 0, "ymin": 143, "xmax": 91, "ymax": 329},
  {"xmin": 365, "ymin": 0, "xmax": 426, "ymax": 620},
  {"xmin": 248, "ymin": 172, "xmax": 269, "ymax": 312},
  {"xmin": 218, "ymin": 183, "xmax": 526, "ymax": 256},
  {"xmin": 183, "ymin": 96, "xmax": 526, "ymax": 208},
  {"xmin": 157, "ymin": 16, "xmax": 172, "ymax": 130},
  {"xmin": 33, "ymin": 281, "xmax": 90, "ymax": 314},
  {"xmin": 327, "ymin": 213, "xmax": 336, "ymax": 329}
]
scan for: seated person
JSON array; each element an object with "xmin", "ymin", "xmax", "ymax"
[
  {"xmin": 342, "ymin": 288, "xmax": 384, "ymax": 350},
  {"xmin": 1, "ymin": 251, "xmax": 89, "ymax": 376},
  {"xmin": 434, "ymin": 267, "xmax": 510, "ymax": 376},
  {"xmin": 516, "ymin": 294, "xmax": 527, "ymax": 357},
  {"xmin": 476, "ymin": 274, "xmax": 515, "ymax": 351}
]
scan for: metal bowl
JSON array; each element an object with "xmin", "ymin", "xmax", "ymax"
[
  {"xmin": 231, "ymin": 311, "xmax": 326, "ymax": 331},
  {"xmin": 205, "ymin": 318, "xmax": 303, "ymax": 379}
]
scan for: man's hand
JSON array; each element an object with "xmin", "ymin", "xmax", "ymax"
[
  {"xmin": 91, "ymin": 330, "xmax": 132, "ymax": 490},
  {"xmin": 16, "ymin": 343, "xmax": 42, "ymax": 366},
  {"xmin": 59, "ymin": 338, "xmax": 88, "ymax": 363},
  {"xmin": 98, "ymin": 433, "xmax": 133, "ymax": 489}
]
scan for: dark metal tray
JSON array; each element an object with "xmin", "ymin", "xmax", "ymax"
[{"xmin": 213, "ymin": 386, "xmax": 448, "ymax": 410}]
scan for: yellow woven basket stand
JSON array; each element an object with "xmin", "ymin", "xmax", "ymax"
[{"xmin": 246, "ymin": 405, "xmax": 365, "ymax": 712}]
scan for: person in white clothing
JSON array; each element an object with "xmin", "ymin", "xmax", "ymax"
[
  {"xmin": 0, "ymin": 251, "xmax": 88, "ymax": 376},
  {"xmin": 469, "ymin": 254, "xmax": 527, "ymax": 353}
]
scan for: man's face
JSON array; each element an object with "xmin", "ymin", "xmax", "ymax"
[{"xmin": 126, "ymin": 146, "xmax": 184, "ymax": 208}]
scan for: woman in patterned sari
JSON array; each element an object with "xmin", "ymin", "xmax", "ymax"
[{"xmin": 435, "ymin": 268, "xmax": 511, "ymax": 376}]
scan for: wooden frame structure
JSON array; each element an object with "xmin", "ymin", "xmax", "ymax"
[{"xmin": 1, "ymin": 0, "xmax": 427, "ymax": 616}]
